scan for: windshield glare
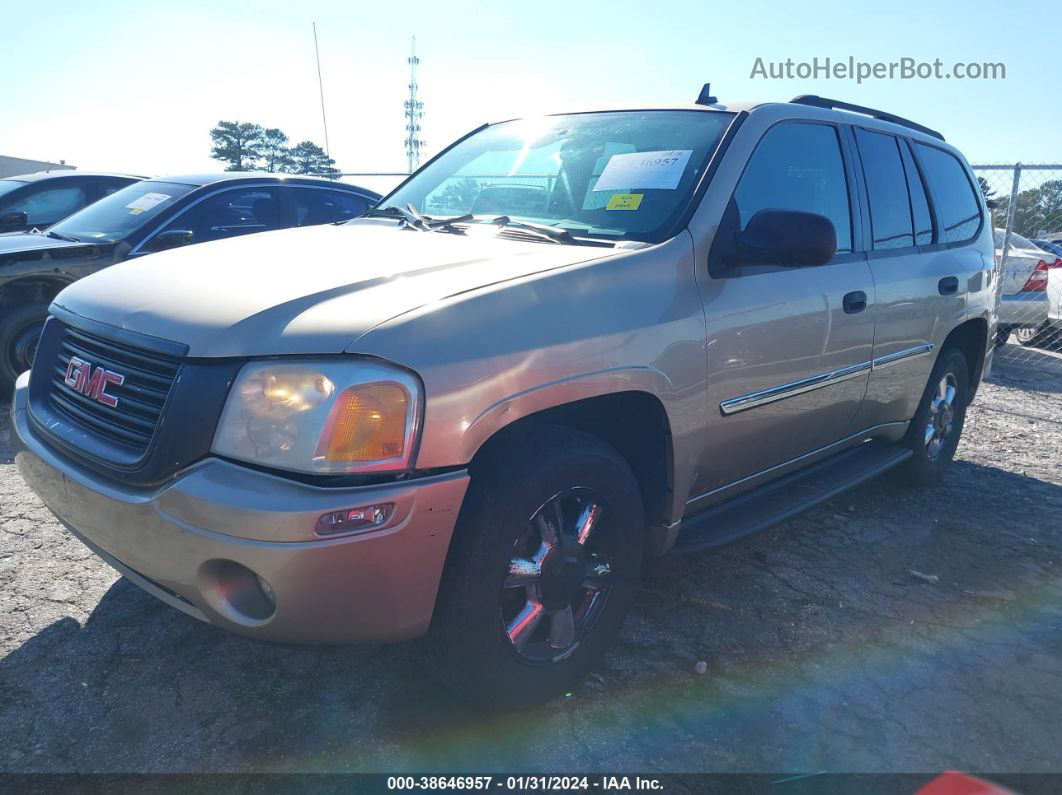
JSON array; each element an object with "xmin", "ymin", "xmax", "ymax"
[
  {"xmin": 381, "ymin": 110, "xmax": 735, "ymax": 243},
  {"xmin": 50, "ymin": 180, "xmax": 195, "ymax": 242}
]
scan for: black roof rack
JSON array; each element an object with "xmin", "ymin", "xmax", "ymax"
[{"xmin": 789, "ymin": 95, "xmax": 945, "ymax": 141}]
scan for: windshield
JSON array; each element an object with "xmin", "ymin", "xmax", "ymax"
[
  {"xmin": 50, "ymin": 180, "xmax": 196, "ymax": 242},
  {"xmin": 0, "ymin": 179, "xmax": 28, "ymax": 202},
  {"xmin": 380, "ymin": 110, "xmax": 735, "ymax": 243}
]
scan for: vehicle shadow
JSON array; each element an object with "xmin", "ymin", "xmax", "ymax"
[
  {"xmin": 3, "ymin": 457, "xmax": 1062, "ymax": 773},
  {"xmin": 991, "ymin": 343, "xmax": 1062, "ymax": 394}
]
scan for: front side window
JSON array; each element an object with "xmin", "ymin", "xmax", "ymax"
[
  {"xmin": 915, "ymin": 143, "xmax": 981, "ymax": 243},
  {"xmin": 380, "ymin": 110, "xmax": 735, "ymax": 243},
  {"xmin": 8, "ymin": 183, "xmax": 87, "ymax": 227},
  {"xmin": 732, "ymin": 122, "xmax": 853, "ymax": 254},
  {"xmin": 152, "ymin": 186, "xmax": 285, "ymax": 245},
  {"xmin": 50, "ymin": 180, "xmax": 195, "ymax": 242},
  {"xmin": 0, "ymin": 179, "xmax": 28, "ymax": 202},
  {"xmin": 855, "ymin": 129, "xmax": 914, "ymax": 250}
]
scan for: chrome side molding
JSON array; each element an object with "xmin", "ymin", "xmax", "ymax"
[
  {"xmin": 720, "ymin": 343, "xmax": 934, "ymax": 416},
  {"xmin": 871, "ymin": 343, "xmax": 934, "ymax": 370},
  {"xmin": 720, "ymin": 361, "xmax": 871, "ymax": 415}
]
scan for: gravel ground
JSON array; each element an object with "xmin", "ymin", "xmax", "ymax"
[{"xmin": 1, "ymin": 347, "xmax": 1062, "ymax": 775}]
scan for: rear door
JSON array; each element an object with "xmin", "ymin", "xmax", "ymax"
[{"xmin": 853, "ymin": 134, "xmax": 981, "ymax": 430}]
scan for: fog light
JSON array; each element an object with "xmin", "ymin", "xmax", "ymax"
[{"xmin": 316, "ymin": 503, "xmax": 394, "ymax": 535}]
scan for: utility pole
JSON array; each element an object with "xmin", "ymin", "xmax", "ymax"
[{"xmin": 404, "ymin": 37, "xmax": 424, "ymax": 174}]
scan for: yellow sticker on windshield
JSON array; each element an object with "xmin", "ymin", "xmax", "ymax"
[{"xmin": 606, "ymin": 193, "xmax": 643, "ymax": 211}]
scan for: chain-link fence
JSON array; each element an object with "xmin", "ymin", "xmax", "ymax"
[{"xmin": 973, "ymin": 164, "xmax": 1062, "ymax": 369}]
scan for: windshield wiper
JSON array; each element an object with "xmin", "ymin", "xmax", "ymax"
[
  {"xmin": 45, "ymin": 230, "xmax": 80, "ymax": 243},
  {"xmin": 363, "ymin": 204, "xmax": 470, "ymax": 234},
  {"xmin": 489, "ymin": 217, "xmax": 579, "ymax": 245}
]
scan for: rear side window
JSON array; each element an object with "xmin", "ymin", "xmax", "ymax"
[
  {"xmin": 855, "ymin": 129, "xmax": 913, "ymax": 250},
  {"xmin": 293, "ymin": 188, "xmax": 369, "ymax": 226},
  {"xmin": 915, "ymin": 143, "xmax": 981, "ymax": 243},
  {"xmin": 732, "ymin": 122, "xmax": 852, "ymax": 253},
  {"xmin": 899, "ymin": 142, "xmax": 933, "ymax": 244}
]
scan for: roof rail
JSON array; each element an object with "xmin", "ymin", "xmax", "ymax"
[{"xmin": 789, "ymin": 95, "xmax": 945, "ymax": 141}]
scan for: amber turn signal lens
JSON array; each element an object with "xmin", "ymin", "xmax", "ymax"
[{"xmin": 314, "ymin": 383, "xmax": 409, "ymax": 465}]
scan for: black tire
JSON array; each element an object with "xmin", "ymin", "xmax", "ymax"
[
  {"xmin": 0, "ymin": 301, "xmax": 49, "ymax": 397},
  {"xmin": 896, "ymin": 348, "xmax": 970, "ymax": 487},
  {"xmin": 424, "ymin": 425, "xmax": 646, "ymax": 708},
  {"xmin": 993, "ymin": 326, "xmax": 1011, "ymax": 349}
]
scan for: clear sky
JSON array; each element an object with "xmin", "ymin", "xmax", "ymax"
[{"xmin": 2, "ymin": 0, "xmax": 1057, "ymax": 188}]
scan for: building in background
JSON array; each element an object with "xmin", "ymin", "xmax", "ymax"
[{"xmin": 0, "ymin": 155, "xmax": 75, "ymax": 178}]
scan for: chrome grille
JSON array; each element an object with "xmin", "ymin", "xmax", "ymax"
[{"xmin": 49, "ymin": 326, "xmax": 180, "ymax": 454}]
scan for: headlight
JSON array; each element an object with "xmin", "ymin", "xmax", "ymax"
[{"xmin": 211, "ymin": 359, "xmax": 420, "ymax": 474}]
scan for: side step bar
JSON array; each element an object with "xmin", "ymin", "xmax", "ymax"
[{"xmin": 672, "ymin": 440, "xmax": 912, "ymax": 553}]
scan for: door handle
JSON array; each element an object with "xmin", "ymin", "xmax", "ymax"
[
  {"xmin": 938, "ymin": 276, "xmax": 959, "ymax": 295},
  {"xmin": 842, "ymin": 291, "xmax": 868, "ymax": 314}
]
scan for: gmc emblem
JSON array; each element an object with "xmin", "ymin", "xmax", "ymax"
[{"xmin": 63, "ymin": 357, "xmax": 125, "ymax": 408}]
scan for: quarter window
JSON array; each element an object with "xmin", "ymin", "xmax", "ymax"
[
  {"xmin": 856, "ymin": 129, "xmax": 914, "ymax": 250},
  {"xmin": 900, "ymin": 141, "xmax": 934, "ymax": 244},
  {"xmin": 914, "ymin": 143, "xmax": 981, "ymax": 243},
  {"xmin": 732, "ymin": 123, "xmax": 852, "ymax": 254}
]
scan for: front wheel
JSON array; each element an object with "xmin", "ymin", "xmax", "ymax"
[
  {"xmin": 424, "ymin": 426, "xmax": 646, "ymax": 708},
  {"xmin": 896, "ymin": 348, "xmax": 970, "ymax": 486},
  {"xmin": 0, "ymin": 302, "xmax": 49, "ymax": 396}
]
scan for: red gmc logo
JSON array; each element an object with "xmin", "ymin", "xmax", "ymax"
[{"xmin": 63, "ymin": 356, "xmax": 125, "ymax": 408}]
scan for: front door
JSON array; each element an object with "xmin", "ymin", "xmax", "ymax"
[{"xmin": 691, "ymin": 120, "xmax": 876, "ymax": 500}]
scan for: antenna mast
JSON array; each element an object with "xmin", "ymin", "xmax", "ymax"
[
  {"xmin": 312, "ymin": 22, "xmax": 332, "ymax": 166},
  {"xmin": 404, "ymin": 36, "xmax": 424, "ymax": 173}
]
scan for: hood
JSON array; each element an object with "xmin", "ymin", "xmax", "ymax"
[
  {"xmin": 54, "ymin": 220, "xmax": 619, "ymax": 357},
  {"xmin": 0, "ymin": 232, "xmax": 94, "ymax": 259}
]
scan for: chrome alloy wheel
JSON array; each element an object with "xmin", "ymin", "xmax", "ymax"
[
  {"xmin": 924, "ymin": 372, "xmax": 958, "ymax": 462},
  {"xmin": 501, "ymin": 489, "xmax": 613, "ymax": 663}
]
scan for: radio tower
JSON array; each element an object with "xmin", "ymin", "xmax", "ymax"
[{"xmin": 404, "ymin": 37, "xmax": 424, "ymax": 173}]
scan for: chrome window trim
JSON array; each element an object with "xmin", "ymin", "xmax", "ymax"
[{"xmin": 719, "ymin": 344, "xmax": 934, "ymax": 416}]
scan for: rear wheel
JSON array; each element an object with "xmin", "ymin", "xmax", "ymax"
[
  {"xmin": 424, "ymin": 426, "xmax": 645, "ymax": 708},
  {"xmin": 0, "ymin": 302, "xmax": 49, "ymax": 396},
  {"xmin": 896, "ymin": 348, "xmax": 970, "ymax": 486}
]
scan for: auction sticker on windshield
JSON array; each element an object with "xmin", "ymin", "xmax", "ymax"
[
  {"xmin": 125, "ymin": 192, "xmax": 172, "ymax": 215},
  {"xmin": 592, "ymin": 150, "xmax": 692, "ymax": 192},
  {"xmin": 606, "ymin": 193, "xmax": 644, "ymax": 210}
]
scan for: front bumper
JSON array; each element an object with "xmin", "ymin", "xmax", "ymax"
[
  {"xmin": 11, "ymin": 372, "xmax": 469, "ymax": 644},
  {"xmin": 998, "ymin": 292, "xmax": 1049, "ymax": 329}
]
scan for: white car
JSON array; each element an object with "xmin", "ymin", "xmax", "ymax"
[{"xmin": 994, "ymin": 228, "xmax": 1051, "ymax": 346}]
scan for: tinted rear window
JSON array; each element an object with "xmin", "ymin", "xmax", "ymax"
[
  {"xmin": 915, "ymin": 143, "xmax": 981, "ymax": 243},
  {"xmin": 856, "ymin": 129, "xmax": 914, "ymax": 250}
]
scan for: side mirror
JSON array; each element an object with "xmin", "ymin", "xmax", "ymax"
[
  {"xmin": 0, "ymin": 210, "xmax": 28, "ymax": 232},
  {"xmin": 149, "ymin": 229, "xmax": 194, "ymax": 251},
  {"xmin": 737, "ymin": 209, "xmax": 837, "ymax": 267}
]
